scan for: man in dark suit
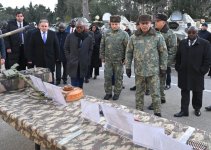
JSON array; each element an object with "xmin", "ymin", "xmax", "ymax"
[
  {"xmin": 174, "ymin": 26, "xmax": 211, "ymax": 117},
  {"xmin": 4, "ymin": 11, "xmax": 28, "ymax": 70},
  {"xmin": 28, "ymin": 19, "xmax": 60, "ymax": 84}
]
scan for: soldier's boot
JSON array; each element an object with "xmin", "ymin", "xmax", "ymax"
[
  {"xmin": 161, "ymin": 99, "xmax": 166, "ymax": 104},
  {"xmin": 145, "ymin": 89, "xmax": 150, "ymax": 95},
  {"xmin": 104, "ymin": 94, "xmax": 112, "ymax": 100},
  {"xmin": 130, "ymin": 86, "xmax": 136, "ymax": 91},
  {"xmin": 154, "ymin": 113, "xmax": 162, "ymax": 117},
  {"xmin": 147, "ymin": 103, "xmax": 153, "ymax": 110},
  {"xmin": 113, "ymin": 94, "xmax": 119, "ymax": 101}
]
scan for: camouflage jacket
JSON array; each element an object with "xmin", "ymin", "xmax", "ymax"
[
  {"xmin": 100, "ymin": 28, "xmax": 129, "ymax": 62},
  {"xmin": 156, "ymin": 24, "xmax": 177, "ymax": 66},
  {"xmin": 126, "ymin": 28, "xmax": 168, "ymax": 76}
]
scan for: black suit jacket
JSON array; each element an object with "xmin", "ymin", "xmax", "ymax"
[
  {"xmin": 4, "ymin": 19, "xmax": 28, "ymax": 50},
  {"xmin": 28, "ymin": 29, "xmax": 60, "ymax": 72}
]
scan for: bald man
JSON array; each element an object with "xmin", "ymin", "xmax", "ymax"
[{"xmin": 174, "ymin": 26, "xmax": 211, "ymax": 117}]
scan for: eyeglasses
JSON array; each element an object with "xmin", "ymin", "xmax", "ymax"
[
  {"xmin": 76, "ymin": 26, "xmax": 83, "ymax": 29},
  {"xmin": 187, "ymin": 31, "xmax": 197, "ymax": 34}
]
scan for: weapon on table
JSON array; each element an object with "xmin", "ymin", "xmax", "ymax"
[{"xmin": 2, "ymin": 63, "xmax": 48, "ymax": 100}]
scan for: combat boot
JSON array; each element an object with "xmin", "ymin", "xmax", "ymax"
[
  {"xmin": 154, "ymin": 113, "xmax": 162, "ymax": 117},
  {"xmin": 104, "ymin": 94, "xmax": 112, "ymax": 100},
  {"xmin": 112, "ymin": 94, "xmax": 119, "ymax": 100}
]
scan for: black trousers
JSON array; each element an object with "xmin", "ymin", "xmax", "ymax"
[
  {"xmin": 166, "ymin": 66, "xmax": 171, "ymax": 86},
  {"xmin": 55, "ymin": 61, "xmax": 67, "ymax": 82},
  {"xmin": 181, "ymin": 89, "xmax": 202, "ymax": 113},
  {"xmin": 90, "ymin": 66, "xmax": 99, "ymax": 77},
  {"xmin": 18, "ymin": 44, "xmax": 27, "ymax": 71}
]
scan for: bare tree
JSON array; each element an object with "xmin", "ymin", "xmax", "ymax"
[{"xmin": 82, "ymin": 0, "xmax": 90, "ymax": 20}]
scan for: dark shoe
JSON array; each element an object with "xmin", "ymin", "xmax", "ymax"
[
  {"xmin": 147, "ymin": 103, "xmax": 153, "ymax": 110},
  {"xmin": 56, "ymin": 81, "xmax": 60, "ymax": 85},
  {"xmin": 161, "ymin": 99, "xmax": 166, "ymax": 104},
  {"xmin": 205, "ymin": 106, "xmax": 211, "ymax": 111},
  {"xmin": 154, "ymin": 113, "xmax": 162, "ymax": 117},
  {"xmin": 174, "ymin": 111, "xmax": 189, "ymax": 117},
  {"xmin": 130, "ymin": 86, "xmax": 136, "ymax": 91},
  {"xmin": 122, "ymin": 86, "xmax": 125, "ymax": 89},
  {"xmin": 85, "ymin": 79, "xmax": 89, "ymax": 83},
  {"xmin": 195, "ymin": 110, "xmax": 201, "ymax": 116},
  {"xmin": 165, "ymin": 85, "xmax": 171, "ymax": 90},
  {"xmin": 93, "ymin": 76, "xmax": 97, "ymax": 79},
  {"xmin": 63, "ymin": 81, "xmax": 67, "ymax": 84},
  {"xmin": 112, "ymin": 94, "xmax": 119, "ymax": 100},
  {"xmin": 104, "ymin": 94, "xmax": 112, "ymax": 100},
  {"xmin": 145, "ymin": 89, "xmax": 150, "ymax": 95},
  {"xmin": 99, "ymin": 110, "xmax": 104, "ymax": 116}
]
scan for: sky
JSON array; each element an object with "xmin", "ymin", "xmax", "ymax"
[{"xmin": 0, "ymin": 0, "xmax": 58, "ymax": 11}]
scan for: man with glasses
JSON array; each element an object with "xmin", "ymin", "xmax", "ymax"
[
  {"xmin": 64, "ymin": 20, "xmax": 93, "ymax": 88},
  {"xmin": 148, "ymin": 13, "xmax": 177, "ymax": 110},
  {"xmin": 100, "ymin": 15, "xmax": 129, "ymax": 100},
  {"xmin": 4, "ymin": 11, "xmax": 28, "ymax": 70},
  {"xmin": 174, "ymin": 26, "xmax": 211, "ymax": 117},
  {"xmin": 126, "ymin": 14, "xmax": 168, "ymax": 117}
]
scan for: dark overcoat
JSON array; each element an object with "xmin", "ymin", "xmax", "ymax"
[
  {"xmin": 175, "ymin": 37, "xmax": 211, "ymax": 91},
  {"xmin": 64, "ymin": 32, "xmax": 93, "ymax": 78},
  {"xmin": 4, "ymin": 19, "xmax": 28, "ymax": 66},
  {"xmin": 56, "ymin": 31, "xmax": 69, "ymax": 62},
  {"xmin": 28, "ymin": 29, "xmax": 60, "ymax": 72},
  {"xmin": 91, "ymin": 30, "xmax": 102, "ymax": 68}
]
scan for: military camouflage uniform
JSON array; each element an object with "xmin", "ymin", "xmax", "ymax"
[
  {"xmin": 156, "ymin": 24, "xmax": 177, "ymax": 102},
  {"xmin": 100, "ymin": 28, "xmax": 129, "ymax": 95},
  {"xmin": 126, "ymin": 28, "xmax": 168, "ymax": 113}
]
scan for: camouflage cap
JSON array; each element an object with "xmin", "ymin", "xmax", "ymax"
[
  {"xmin": 110, "ymin": 15, "xmax": 121, "ymax": 23},
  {"xmin": 156, "ymin": 13, "xmax": 168, "ymax": 21},
  {"xmin": 138, "ymin": 14, "xmax": 152, "ymax": 22}
]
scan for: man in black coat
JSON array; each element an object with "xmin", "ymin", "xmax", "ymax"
[
  {"xmin": 64, "ymin": 20, "xmax": 93, "ymax": 88},
  {"xmin": 28, "ymin": 19, "xmax": 60, "ymax": 84},
  {"xmin": 55, "ymin": 23, "xmax": 69, "ymax": 85},
  {"xmin": 4, "ymin": 11, "xmax": 28, "ymax": 70},
  {"xmin": 174, "ymin": 26, "xmax": 211, "ymax": 117}
]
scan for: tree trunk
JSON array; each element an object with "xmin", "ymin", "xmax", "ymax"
[{"xmin": 82, "ymin": 0, "xmax": 90, "ymax": 21}]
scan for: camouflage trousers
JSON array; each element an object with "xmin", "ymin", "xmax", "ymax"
[
  {"xmin": 135, "ymin": 75, "xmax": 161, "ymax": 113},
  {"xmin": 104, "ymin": 61, "xmax": 123, "ymax": 95},
  {"xmin": 160, "ymin": 75, "xmax": 166, "ymax": 101}
]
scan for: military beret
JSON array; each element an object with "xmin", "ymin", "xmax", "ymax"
[
  {"xmin": 138, "ymin": 15, "xmax": 152, "ymax": 22},
  {"xmin": 110, "ymin": 15, "xmax": 121, "ymax": 23},
  {"xmin": 156, "ymin": 13, "xmax": 168, "ymax": 21}
]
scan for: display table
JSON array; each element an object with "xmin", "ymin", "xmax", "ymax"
[{"xmin": 0, "ymin": 89, "xmax": 210, "ymax": 150}]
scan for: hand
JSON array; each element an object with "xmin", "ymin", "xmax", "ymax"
[
  {"xmin": 126, "ymin": 69, "xmax": 131, "ymax": 78},
  {"xmin": 28, "ymin": 61, "xmax": 32, "ymax": 64},
  {"xmin": 1, "ymin": 59, "xmax": 5, "ymax": 65},
  {"xmin": 7, "ymin": 49, "xmax": 12, "ymax": 53},
  {"xmin": 160, "ymin": 69, "xmax": 166, "ymax": 77}
]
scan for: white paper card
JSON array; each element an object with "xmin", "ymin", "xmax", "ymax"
[
  {"xmin": 81, "ymin": 100, "xmax": 100, "ymax": 123},
  {"xmin": 133, "ymin": 122, "xmax": 164, "ymax": 150},
  {"xmin": 29, "ymin": 75, "xmax": 47, "ymax": 93},
  {"xmin": 159, "ymin": 133, "xmax": 193, "ymax": 150},
  {"xmin": 101, "ymin": 104, "xmax": 133, "ymax": 136},
  {"xmin": 179, "ymin": 127, "xmax": 195, "ymax": 144},
  {"xmin": 43, "ymin": 82, "xmax": 67, "ymax": 106}
]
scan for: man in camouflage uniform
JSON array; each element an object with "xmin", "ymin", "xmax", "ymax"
[
  {"xmin": 125, "ymin": 14, "xmax": 168, "ymax": 116},
  {"xmin": 148, "ymin": 13, "xmax": 177, "ymax": 110},
  {"xmin": 100, "ymin": 15, "xmax": 129, "ymax": 100}
]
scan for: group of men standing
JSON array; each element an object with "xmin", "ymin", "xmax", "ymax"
[
  {"xmin": 101, "ymin": 14, "xmax": 211, "ymax": 117},
  {"xmin": 1, "ymin": 11, "xmax": 211, "ymax": 118}
]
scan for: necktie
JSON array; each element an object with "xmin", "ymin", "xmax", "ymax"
[
  {"xmin": 19, "ymin": 23, "xmax": 24, "ymax": 44},
  {"xmin": 71, "ymin": 28, "xmax": 74, "ymax": 33},
  {"xmin": 43, "ymin": 32, "xmax": 46, "ymax": 43}
]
